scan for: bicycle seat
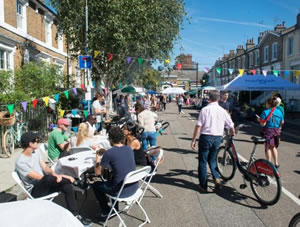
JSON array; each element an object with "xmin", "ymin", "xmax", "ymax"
[{"xmin": 251, "ymin": 136, "xmax": 266, "ymax": 144}]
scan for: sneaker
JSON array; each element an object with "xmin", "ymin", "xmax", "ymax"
[
  {"xmin": 214, "ymin": 178, "xmax": 223, "ymax": 191},
  {"xmin": 275, "ymin": 164, "xmax": 280, "ymax": 169},
  {"xmin": 197, "ymin": 184, "xmax": 208, "ymax": 193},
  {"xmin": 76, "ymin": 215, "xmax": 92, "ymax": 227}
]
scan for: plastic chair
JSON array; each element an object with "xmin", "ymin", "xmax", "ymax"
[
  {"xmin": 69, "ymin": 146, "xmax": 93, "ymax": 155},
  {"xmin": 39, "ymin": 143, "xmax": 55, "ymax": 166},
  {"xmin": 140, "ymin": 149, "xmax": 164, "ymax": 200},
  {"xmin": 12, "ymin": 171, "xmax": 59, "ymax": 201},
  {"xmin": 104, "ymin": 166, "xmax": 152, "ymax": 227}
]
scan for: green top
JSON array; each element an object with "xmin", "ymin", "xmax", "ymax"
[{"xmin": 48, "ymin": 129, "xmax": 68, "ymax": 160}]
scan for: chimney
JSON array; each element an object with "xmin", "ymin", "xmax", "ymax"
[
  {"xmin": 236, "ymin": 45, "xmax": 244, "ymax": 55},
  {"xmin": 258, "ymin": 32, "xmax": 264, "ymax": 44},
  {"xmin": 274, "ymin": 21, "xmax": 286, "ymax": 33},
  {"xmin": 229, "ymin": 50, "xmax": 235, "ymax": 57},
  {"xmin": 297, "ymin": 12, "xmax": 300, "ymax": 28},
  {"xmin": 246, "ymin": 38, "xmax": 255, "ymax": 50}
]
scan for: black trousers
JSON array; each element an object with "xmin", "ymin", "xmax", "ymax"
[{"xmin": 31, "ymin": 175, "xmax": 78, "ymax": 215}]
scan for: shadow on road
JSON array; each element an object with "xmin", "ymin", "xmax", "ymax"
[
  {"xmin": 294, "ymin": 170, "xmax": 300, "ymax": 175},
  {"xmin": 163, "ymin": 147, "xmax": 196, "ymax": 155}
]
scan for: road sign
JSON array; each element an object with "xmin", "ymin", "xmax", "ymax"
[{"xmin": 79, "ymin": 55, "xmax": 92, "ymax": 69}]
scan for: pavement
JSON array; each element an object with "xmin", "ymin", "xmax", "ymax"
[{"xmin": 1, "ymin": 103, "xmax": 300, "ymax": 226}]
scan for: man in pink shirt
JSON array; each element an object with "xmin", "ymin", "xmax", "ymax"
[{"xmin": 191, "ymin": 90, "xmax": 235, "ymax": 193}]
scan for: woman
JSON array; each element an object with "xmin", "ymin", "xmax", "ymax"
[
  {"xmin": 257, "ymin": 97, "xmax": 284, "ymax": 168},
  {"xmin": 123, "ymin": 121, "xmax": 147, "ymax": 167},
  {"xmin": 136, "ymin": 104, "xmax": 157, "ymax": 151},
  {"xmin": 71, "ymin": 123, "xmax": 99, "ymax": 150},
  {"xmin": 177, "ymin": 95, "xmax": 184, "ymax": 114}
]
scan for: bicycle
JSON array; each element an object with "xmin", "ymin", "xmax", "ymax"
[
  {"xmin": 216, "ymin": 133, "xmax": 282, "ymax": 205},
  {"xmin": 2, "ymin": 117, "xmax": 27, "ymax": 157}
]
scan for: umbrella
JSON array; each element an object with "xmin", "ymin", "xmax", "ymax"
[
  {"xmin": 161, "ymin": 87, "xmax": 186, "ymax": 94},
  {"xmin": 121, "ymin": 85, "xmax": 136, "ymax": 93},
  {"xmin": 147, "ymin": 90, "xmax": 158, "ymax": 95},
  {"xmin": 188, "ymin": 89, "xmax": 197, "ymax": 95}
]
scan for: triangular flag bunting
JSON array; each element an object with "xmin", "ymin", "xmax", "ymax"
[
  {"xmin": 284, "ymin": 71, "xmax": 289, "ymax": 78},
  {"xmin": 72, "ymin": 127, "xmax": 78, "ymax": 134},
  {"xmin": 21, "ymin": 101, "xmax": 27, "ymax": 112},
  {"xmin": 176, "ymin": 63, "xmax": 182, "ymax": 71},
  {"xmin": 54, "ymin": 94, "xmax": 59, "ymax": 103},
  {"xmin": 262, "ymin": 70, "xmax": 268, "ymax": 77},
  {"xmin": 43, "ymin": 96, "xmax": 49, "ymax": 106},
  {"xmin": 80, "ymin": 84, "xmax": 85, "ymax": 91},
  {"xmin": 83, "ymin": 110, "xmax": 89, "ymax": 118},
  {"xmin": 250, "ymin": 70, "xmax": 256, "ymax": 75},
  {"xmin": 59, "ymin": 109, "xmax": 65, "ymax": 118},
  {"xmin": 228, "ymin": 69, "xmax": 234, "ymax": 75},
  {"xmin": 72, "ymin": 109, "xmax": 78, "ymax": 116},
  {"xmin": 239, "ymin": 69, "xmax": 245, "ymax": 76},
  {"xmin": 100, "ymin": 80, "xmax": 105, "ymax": 89},
  {"xmin": 165, "ymin": 59, "xmax": 170, "ymax": 64},
  {"xmin": 92, "ymin": 81, "xmax": 96, "ymax": 88},
  {"xmin": 137, "ymin": 58, "xmax": 143, "ymax": 65},
  {"xmin": 126, "ymin": 57, "xmax": 132, "ymax": 64},
  {"xmin": 94, "ymin": 50, "xmax": 100, "ymax": 58},
  {"xmin": 72, "ymin": 88, "xmax": 77, "ymax": 96},
  {"xmin": 296, "ymin": 70, "xmax": 300, "ymax": 78},
  {"xmin": 64, "ymin": 90, "xmax": 69, "ymax": 99},
  {"xmin": 32, "ymin": 99, "xmax": 38, "ymax": 108},
  {"xmin": 216, "ymin": 68, "xmax": 222, "ymax": 75},
  {"xmin": 204, "ymin": 67, "xmax": 210, "ymax": 73},
  {"xmin": 273, "ymin": 70, "xmax": 279, "ymax": 77},
  {"xmin": 7, "ymin": 104, "xmax": 14, "ymax": 115},
  {"xmin": 108, "ymin": 53, "xmax": 113, "ymax": 61}
]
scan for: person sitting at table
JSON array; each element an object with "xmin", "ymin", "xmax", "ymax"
[
  {"xmin": 15, "ymin": 131, "xmax": 91, "ymax": 225},
  {"xmin": 122, "ymin": 121, "xmax": 147, "ymax": 168},
  {"xmin": 86, "ymin": 114, "xmax": 99, "ymax": 137},
  {"xmin": 70, "ymin": 122, "xmax": 99, "ymax": 150},
  {"xmin": 92, "ymin": 127, "xmax": 137, "ymax": 221},
  {"xmin": 48, "ymin": 118, "xmax": 71, "ymax": 161}
]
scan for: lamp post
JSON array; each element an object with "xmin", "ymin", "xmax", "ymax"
[{"xmin": 196, "ymin": 62, "xmax": 199, "ymax": 89}]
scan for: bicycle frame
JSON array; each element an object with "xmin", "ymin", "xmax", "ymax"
[{"xmin": 9, "ymin": 121, "xmax": 26, "ymax": 144}]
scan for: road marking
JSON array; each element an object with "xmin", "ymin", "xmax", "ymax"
[{"xmin": 237, "ymin": 154, "xmax": 300, "ymax": 206}]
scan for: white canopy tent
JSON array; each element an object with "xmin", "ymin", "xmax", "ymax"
[{"xmin": 161, "ymin": 87, "xmax": 186, "ymax": 94}]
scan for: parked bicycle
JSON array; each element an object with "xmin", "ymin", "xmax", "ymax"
[
  {"xmin": 216, "ymin": 133, "xmax": 282, "ymax": 205},
  {"xmin": 2, "ymin": 113, "xmax": 27, "ymax": 157}
]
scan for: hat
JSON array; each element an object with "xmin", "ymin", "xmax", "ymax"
[
  {"xmin": 57, "ymin": 118, "xmax": 70, "ymax": 126},
  {"xmin": 21, "ymin": 132, "xmax": 39, "ymax": 145}
]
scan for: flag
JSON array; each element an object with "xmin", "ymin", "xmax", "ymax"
[
  {"xmin": 100, "ymin": 80, "xmax": 105, "ymax": 89},
  {"xmin": 72, "ymin": 88, "xmax": 77, "ymax": 96},
  {"xmin": 262, "ymin": 70, "xmax": 268, "ymax": 77},
  {"xmin": 204, "ymin": 67, "xmax": 210, "ymax": 73},
  {"xmin": 83, "ymin": 110, "xmax": 89, "ymax": 118},
  {"xmin": 108, "ymin": 53, "xmax": 113, "ymax": 61},
  {"xmin": 32, "ymin": 99, "xmax": 38, "ymax": 108},
  {"xmin": 176, "ymin": 63, "xmax": 182, "ymax": 71},
  {"xmin": 228, "ymin": 69, "xmax": 234, "ymax": 75},
  {"xmin": 7, "ymin": 104, "xmax": 14, "ymax": 115},
  {"xmin": 273, "ymin": 70, "xmax": 279, "ymax": 77},
  {"xmin": 216, "ymin": 68, "xmax": 222, "ymax": 75},
  {"xmin": 43, "ymin": 96, "xmax": 49, "ymax": 106},
  {"xmin": 64, "ymin": 90, "xmax": 69, "ymax": 99},
  {"xmin": 250, "ymin": 70, "xmax": 256, "ymax": 75},
  {"xmin": 165, "ymin": 59, "xmax": 170, "ymax": 64},
  {"xmin": 238, "ymin": 69, "xmax": 245, "ymax": 76},
  {"xmin": 80, "ymin": 84, "xmax": 85, "ymax": 91},
  {"xmin": 59, "ymin": 109, "xmax": 65, "ymax": 118},
  {"xmin": 94, "ymin": 50, "xmax": 100, "ymax": 58},
  {"xmin": 21, "ymin": 101, "xmax": 27, "ymax": 112},
  {"xmin": 72, "ymin": 109, "xmax": 78, "ymax": 116},
  {"xmin": 137, "ymin": 58, "xmax": 143, "ymax": 65},
  {"xmin": 284, "ymin": 71, "xmax": 289, "ymax": 78},
  {"xmin": 126, "ymin": 57, "xmax": 132, "ymax": 64}
]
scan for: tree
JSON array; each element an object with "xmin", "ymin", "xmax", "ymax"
[
  {"xmin": 201, "ymin": 73, "xmax": 209, "ymax": 86},
  {"xmin": 50, "ymin": 0, "xmax": 186, "ymax": 87}
]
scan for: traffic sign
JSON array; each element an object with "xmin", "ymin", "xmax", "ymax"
[{"xmin": 79, "ymin": 55, "xmax": 92, "ymax": 69}]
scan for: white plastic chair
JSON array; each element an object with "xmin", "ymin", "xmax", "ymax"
[
  {"xmin": 39, "ymin": 143, "xmax": 55, "ymax": 166},
  {"xmin": 12, "ymin": 171, "xmax": 59, "ymax": 201},
  {"xmin": 69, "ymin": 146, "xmax": 93, "ymax": 155},
  {"xmin": 140, "ymin": 149, "xmax": 164, "ymax": 200},
  {"xmin": 104, "ymin": 166, "xmax": 152, "ymax": 227}
]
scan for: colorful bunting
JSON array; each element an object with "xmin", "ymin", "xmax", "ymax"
[
  {"xmin": 176, "ymin": 63, "xmax": 182, "ymax": 71},
  {"xmin": 7, "ymin": 104, "xmax": 14, "ymax": 115},
  {"xmin": 296, "ymin": 71, "xmax": 300, "ymax": 78},
  {"xmin": 273, "ymin": 70, "xmax": 279, "ymax": 77},
  {"xmin": 165, "ymin": 59, "xmax": 170, "ymax": 64},
  {"xmin": 108, "ymin": 53, "xmax": 113, "ymax": 61},
  {"xmin": 80, "ymin": 84, "xmax": 85, "ymax": 91},
  {"xmin": 54, "ymin": 94, "xmax": 59, "ymax": 103},
  {"xmin": 72, "ymin": 88, "xmax": 77, "ymax": 96},
  {"xmin": 32, "ymin": 99, "xmax": 38, "ymax": 108},
  {"xmin": 238, "ymin": 69, "xmax": 245, "ymax": 76},
  {"xmin": 126, "ymin": 57, "xmax": 132, "ymax": 64},
  {"xmin": 83, "ymin": 110, "xmax": 89, "ymax": 118},
  {"xmin": 64, "ymin": 91, "xmax": 69, "ymax": 99},
  {"xmin": 43, "ymin": 97, "xmax": 49, "ymax": 106},
  {"xmin": 100, "ymin": 80, "xmax": 105, "ymax": 89},
  {"xmin": 262, "ymin": 70, "xmax": 268, "ymax": 77},
  {"xmin": 137, "ymin": 58, "xmax": 143, "ymax": 65},
  {"xmin": 250, "ymin": 70, "xmax": 256, "ymax": 75},
  {"xmin": 284, "ymin": 71, "xmax": 289, "ymax": 78},
  {"xmin": 72, "ymin": 127, "xmax": 78, "ymax": 134},
  {"xmin": 94, "ymin": 50, "xmax": 100, "ymax": 58},
  {"xmin": 204, "ymin": 67, "xmax": 210, "ymax": 73},
  {"xmin": 72, "ymin": 110, "xmax": 78, "ymax": 116},
  {"xmin": 228, "ymin": 69, "xmax": 234, "ymax": 75},
  {"xmin": 92, "ymin": 81, "xmax": 96, "ymax": 88},
  {"xmin": 216, "ymin": 68, "xmax": 222, "ymax": 75},
  {"xmin": 21, "ymin": 101, "xmax": 27, "ymax": 112},
  {"xmin": 59, "ymin": 109, "xmax": 65, "ymax": 118}
]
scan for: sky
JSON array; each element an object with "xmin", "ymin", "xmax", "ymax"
[{"xmin": 169, "ymin": 0, "xmax": 300, "ymax": 70}]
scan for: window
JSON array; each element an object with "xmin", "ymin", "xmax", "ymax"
[
  {"xmin": 58, "ymin": 32, "xmax": 63, "ymax": 51},
  {"xmin": 0, "ymin": 49, "xmax": 10, "ymax": 70},
  {"xmin": 288, "ymin": 36, "xmax": 294, "ymax": 56},
  {"xmin": 237, "ymin": 58, "xmax": 241, "ymax": 68},
  {"xmin": 17, "ymin": 0, "xmax": 23, "ymax": 29},
  {"xmin": 249, "ymin": 53, "xmax": 253, "ymax": 66},
  {"xmin": 264, "ymin": 46, "xmax": 269, "ymax": 63},
  {"xmin": 45, "ymin": 20, "xmax": 52, "ymax": 46},
  {"xmin": 272, "ymin": 42, "xmax": 278, "ymax": 60},
  {"xmin": 255, "ymin": 50, "xmax": 259, "ymax": 65}
]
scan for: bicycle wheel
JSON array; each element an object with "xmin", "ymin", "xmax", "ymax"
[
  {"xmin": 289, "ymin": 213, "xmax": 300, "ymax": 227},
  {"xmin": 3, "ymin": 130, "xmax": 15, "ymax": 157},
  {"xmin": 216, "ymin": 146, "xmax": 236, "ymax": 181},
  {"xmin": 250, "ymin": 159, "xmax": 281, "ymax": 205}
]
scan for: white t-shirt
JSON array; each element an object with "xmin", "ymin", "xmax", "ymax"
[
  {"xmin": 92, "ymin": 100, "xmax": 105, "ymax": 123},
  {"xmin": 138, "ymin": 110, "xmax": 157, "ymax": 132},
  {"xmin": 87, "ymin": 121, "xmax": 96, "ymax": 137}
]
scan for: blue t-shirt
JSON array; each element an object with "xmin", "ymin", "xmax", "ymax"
[
  {"xmin": 101, "ymin": 145, "xmax": 138, "ymax": 197},
  {"xmin": 260, "ymin": 108, "xmax": 284, "ymax": 128}
]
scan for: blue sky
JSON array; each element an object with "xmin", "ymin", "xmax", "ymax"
[{"xmin": 170, "ymin": 0, "xmax": 300, "ymax": 70}]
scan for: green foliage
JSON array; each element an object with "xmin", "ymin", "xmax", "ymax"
[
  {"xmin": 201, "ymin": 73, "xmax": 209, "ymax": 86},
  {"xmin": 50, "ymin": 0, "xmax": 186, "ymax": 86}
]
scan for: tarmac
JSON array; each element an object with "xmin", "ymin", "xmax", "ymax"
[{"xmin": 0, "ymin": 103, "xmax": 299, "ymax": 226}]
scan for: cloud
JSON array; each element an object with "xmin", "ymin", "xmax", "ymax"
[{"xmin": 192, "ymin": 16, "xmax": 273, "ymax": 28}]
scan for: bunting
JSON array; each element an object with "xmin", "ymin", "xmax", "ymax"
[
  {"xmin": 80, "ymin": 84, "xmax": 85, "ymax": 91},
  {"xmin": 262, "ymin": 70, "xmax": 268, "ymax": 77},
  {"xmin": 137, "ymin": 58, "xmax": 143, "ymax": 65},
  {"xmin": 108, "ymin": 53, "xmax": 113, "ymax": 61},
  {"xmin": 83, "ymin": 110, "xmax": 89, "ymax": 118},
  {"xmin": 94, "ymin": 50, "xmax": 100, "ymax": 58},
  {"xmin": 165, "ymin": 59, "xmax": 170, "ymax": 64},
  {"xmin": 238, "ymin": 69, "xmax": 245, "ymax": 76},
  {"xmin": 7, "ymin": 104, "xmax": 14, "ymax": 115},
  {"xmin": 284, "ymin": 71, "xmax": 289, "ymax": 78},
  {"xmin": 250, "ymin": 70, "xmax": 256, "ymax": 75},
  {"xmin": 296, "ymin": 71, "xmax": 300, "ymax": 78},
  {"xmin": 59, "ymin": 109, "xmax": 65, "ymax": 118},
  {"xmin": 64, "ymin": 91, "xmax": 69, "ymax": 99},
  {"xmin": 43, "ymin": 97, "xmax": 49, "ymax": 106},
  {"xmin": 72, "ymin": 110, "xmax": 78, "ymax": 116},
  {"xmin": 32, "ymin": 99, "xmax": 38, "ymax": 108},
  {"xmin": 273, "ymin": 70, "xmax": 279, "ymax": 77},
  {"xmin": 216, "ymin": 68, "xmax": 222, "ymax": 75},
  {"xmin": 126, "ymin": 57, "xmax": 132, "ymax": 64},
  {"xmin": 21, "ymin": 101, "xmax": 27, "ymax": 112},
  {"xmin": 204, "ymin": 67, "xmax": 210, "ymax": 73},
  {"xmin": 176, "ymin": 63, "xmax": 182, "ymax": 71},
  {"xmin": 72, "ymin": 88, "xmax": 77, "ymax": 96},
  {"xmin": 228, "ymin": 69, "xmax": 234, "ymax": 75},
  {"xmin": 54, "ymin": 94, "xmax": 59, "ymax": 103}
]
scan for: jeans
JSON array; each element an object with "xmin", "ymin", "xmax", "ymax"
[
  {"xmin": 31, "ymin": 175, "xmax": 78, "ymax": 215},
  {"xmin": 198, "ymin": 134, "xmax": 222, "ymax": 189},
  {"xmin": 178, "ymin": 104, "xmax": 182, "ymax": 113},
  {"xmin": 96, "ymin": 122, "xmax": 102, "ymax": 132},
  {"xmin": 92, "ymin": 181, "xmax": 117, "ymax": 214},
  {"xmin": 141, "ymin": 131, "xmax": 157, "ymax": 151}
]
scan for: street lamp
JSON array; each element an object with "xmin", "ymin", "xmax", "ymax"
[{"xmin": 196, "ymin": 62, "xmax": 199, "ymax": 89}]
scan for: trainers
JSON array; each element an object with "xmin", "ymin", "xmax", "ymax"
[
  {"xmin": 214, "ymin": 178, "xmax": 222, "ymax": 191},
  {"xmin": 76, "ymin": 215, "xmax": 92, "ymax": 227},
  {"xmin": 197, "ymin": 184, "xmax": 208, "ymax": 193}
]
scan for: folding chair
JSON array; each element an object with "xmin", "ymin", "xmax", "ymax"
[
  {"xmin": 140, "ymin": 149, "xmax": 164, "ymax": 200},
  {"xmin": 104, "ymin": 166, "xmax": 152, "ymax": 227},
  {"xmin": 38, "ymin": 143, "xmax": 55, "ymax": 166},
  {"xmin": 12, "ymin": 171, "xmax": 59, "ymax": 201},
  {"xmin": 69, "ymin": 146, "xmax": 93, "ymax": 155}
]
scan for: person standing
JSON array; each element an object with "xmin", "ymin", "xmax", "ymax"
[
  {"xmin": 191, "ymin": 90, "xmax": 235, "ymax": 192},
  {"xmin": 92, "ymin": 92, "xmax": 106, "ymax": 133},
  {"xmin": 162, "ymin": 95, "xmax": 167, "ymax": 111},
  {"xmin": 86, "ymin": 114, "xmax": 98, "ymax": 137},
  {"xmin": 177, "ymin": 95, "xmax": 184, "ymax": 114},
  {"xmin": 218, "ymin": 91, "xmax": 231, "ymax": 113}
]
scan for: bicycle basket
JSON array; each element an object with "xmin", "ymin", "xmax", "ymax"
[{"xmin": 0, "ymin": 111, "xmax": 16, "ymax": 126}]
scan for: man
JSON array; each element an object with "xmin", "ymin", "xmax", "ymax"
[
  {"xmin": 92, "ymin": 127, "xmax": 137, "ymax": 220},
  {"xmin": 15, "ymin": 132, "xmax": 90, "ymax": 224},
  {"xmin": 143, "ymin": 95, "xmax": 151, "ymax": 110},
  {"xmin": 86, "ymin": 114, "xmax": 99, "ymax": 137},
  {"xmin": 92, "ymin": 92, "xmax": 106, "ymax": 133},
  {"xmin": 191, "ymin": 90, "xmax": 235, "ymax": 192},
  {"xmin": 48, "ymin": 118, "xmax": 71, "ymax": 161},
  {"xmin": 218, "ymin": 91, "xmax": 231, "ymax": 113}
]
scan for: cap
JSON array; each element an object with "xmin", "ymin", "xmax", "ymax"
[
  {"xmin": 21, "ymin": 132, "xmax": 39, "ymax": 145},
  {"xmin": 57, "ymin": 118, "xmax": 70, "ymax": 126}
]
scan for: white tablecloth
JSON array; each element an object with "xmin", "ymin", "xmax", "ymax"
[
  {"xmin": 92, "ymin": 135, "xmax": 111, "ymax": 149},
  {"xmin": 0, "ymin": 200, "xmax": 83, "ymax": 227},
  {"xmin": 54, "ymin": 150, "xmax": 97, "ymax": 179}
]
